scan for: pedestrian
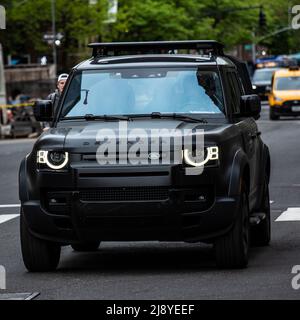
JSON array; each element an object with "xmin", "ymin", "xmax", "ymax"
[
  {"xmin": 42, "ymin": 73, "xmax": 68, "ymax": 131},
  {"xmin": 47, "ymin": 73, "xmax": 69, "ymax": 114}
]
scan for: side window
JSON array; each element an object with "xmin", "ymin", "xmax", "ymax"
[
  {"xmin": 235, "ymin": 73, "xmax": 246, "ymax": 95},
  {"xmin": 227, "ymin": 72, "xmax": 243, "ymax": 114}
]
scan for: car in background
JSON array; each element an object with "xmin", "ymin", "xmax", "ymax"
[
  {"xmin": 252, "ymin": 67, "xmax": 282, "ymax": 100},
  {"xmin": 269, "ymin": 67, "xmax": 300, "ymax": 120},
  {"xmin": 256, "ymin": 55, "xmax": 297, "ymax": 69}
]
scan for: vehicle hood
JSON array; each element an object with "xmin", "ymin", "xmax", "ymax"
[{"xmin": 35, "ymin": 119, "xmax": 236, "ymax": 153}]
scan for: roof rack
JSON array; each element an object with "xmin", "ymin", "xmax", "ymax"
[{"xmin": 88, "ymin": 40, "xmax": 224, "ymax": 58}]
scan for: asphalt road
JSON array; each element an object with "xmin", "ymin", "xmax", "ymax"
[{"xmin": 1, "ymin": 104, "xmax": 300, "ymax": 300}]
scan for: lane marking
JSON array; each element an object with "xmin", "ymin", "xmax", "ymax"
[
  {"xmin": 0, "ymin": 292, "xmax": 40, "ymax": 300},
  {"xmin": 276, "ymin": 208, "xmax": 300, "ymax": 222},
  {"xmin": 0, "ymin": 139, "xmax": 35, "ymax": 145},
  {"xmin": 0, "ymin": 204, "xmax": 20, "ymax": 208},
  {"xmin": 0, "ymin": 214, "xmax": 19, "ymax": 224}
]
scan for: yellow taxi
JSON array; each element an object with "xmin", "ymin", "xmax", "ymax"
[{"xmin": 269, "ymin": 67, "xmax": 300, "ymax": 120}]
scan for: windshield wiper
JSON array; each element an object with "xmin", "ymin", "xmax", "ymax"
[
  {"xmin": 128, "ymin": 112, "xmax": 207, "ymax": 123},
  {"xmin": 161, "ymin": 113, "xmax": 208, "ymax": 123},
  {"xmin": 61, "ymin": 114, "xmax": 131, "ymax": 121}
]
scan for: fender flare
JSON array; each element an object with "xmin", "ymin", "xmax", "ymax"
[
  {"xmin": 19, "ymin": 157, "xmax": 29, "ymax": 202},
  {"xmin": 228, "ymin": 149, "xmax": 250, "ymax": 197},
  {"xmin": 261, "ymin": 144, "xmax": 271, "ymax": 184}
]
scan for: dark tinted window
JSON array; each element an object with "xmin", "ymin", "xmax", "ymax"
[{"xmin": 227, "ymin": 72, "xmax": 242, "ymax": 113}]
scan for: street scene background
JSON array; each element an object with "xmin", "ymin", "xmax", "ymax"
[{"xmin": 0, "ymin": 0, "xmax": 300, "ymax": 300}]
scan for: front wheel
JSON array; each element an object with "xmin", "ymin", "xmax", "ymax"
[
  {"xmin": 214, "ymin": 185, "xmax": 249, "ymax": 269},
  {"xmin": 251, "ymin": 178, "xmax": 271, "ymax": 246},
  {"xmin": 20, "ymin": 208, "xmax": 61, "ymax": 272}
]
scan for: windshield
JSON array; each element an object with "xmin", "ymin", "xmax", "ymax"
[
  {"xmin": 253, "ymin": 69, "xmax": 278, "ymax": 82},
  {"xmin": 275, "ymin": 77, "xmax": 300, "ymax": 91},
  {"xmin": 60, "ymin": 68, "xmax": 224, "ymax": 118}
]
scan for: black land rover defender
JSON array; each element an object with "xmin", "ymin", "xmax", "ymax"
[{"xmin": 19, "ymin": 41, "xmax": 271, "ymax": 271}]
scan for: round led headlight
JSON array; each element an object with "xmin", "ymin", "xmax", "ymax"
[
  {"xmin": 37, "ymin": 150, "xmax": 69, "ymax": 170},
  {"xmin": 47, "ymin": 151, "xmax": 68, "ymax": 168},
  {"xmin": 184, "ymin": 146, "xmax": 219, "ymax": 167}
]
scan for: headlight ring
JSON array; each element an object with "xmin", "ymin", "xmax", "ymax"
[
  {"xmin": 37, "ymin": 150, "xmax": 69, "ymax": 170},
  {"xmin": 184, "ymin": 146, "xmax": 219, "ymax": 167}
]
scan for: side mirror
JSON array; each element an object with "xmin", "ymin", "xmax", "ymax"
[
  {"xmin": 240, "ymin": 94, "xmax": 261, "ymax": 120},
  {"xmin": 33, "ymin": 100, "xmax": 53, "ymax": 122}
]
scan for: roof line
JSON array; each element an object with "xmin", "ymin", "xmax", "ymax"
[{"xmin": 88, "ymin": 40, "xmax": 224, "ymax": 57}]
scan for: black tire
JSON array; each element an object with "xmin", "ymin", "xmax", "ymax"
[
  {"xmin": 270, "ymin": 109, "xmax": 279, "ymax": 120},
  {"xmin": 20, "ymin": 208, "xmax": 61, "ymax": 272},
  {"xmin": 214, "ymin": 185, "xmax": 249, "ymax": 269},
  {"xmin": 71, "ymin": 242, "xmax": 100, "ymax": 252},
  {"xmin": 251, "ymin": 178, "xmax": 271, "ymax": 246}
]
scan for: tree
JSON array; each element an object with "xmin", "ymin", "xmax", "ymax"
[
  {"xmin": 1, "ymin": 0, "xmax": 300, "ymax": 69},
  {"xmin": 106, "ymin": 0, "xmax": 215, "ymax": 42},
  {"xmin": 0, "ymin": 0, "xmax": 107, "ymax": 69}
]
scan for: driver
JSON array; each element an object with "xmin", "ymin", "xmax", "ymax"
[
  {"xmin": 197, "ymin": 73, "xmax": 223, "ymax": 110},
  {"xmin": 181, "ymin": 74, "xmax": 220, "ymax": 113}
]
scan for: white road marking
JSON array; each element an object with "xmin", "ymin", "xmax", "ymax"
[
  {"xmin": 0, "ymin": 214, "xmax": 19, "ymax": 224},
  {"xmin": 0, "ymin": 204, "xmax": 20, "ymax": 208},
  {"xmin": 0, "ymin": 292, "xmax": 40, "ymax": 300},
  {"xmin": 276, "ymin": 208, "xmax": 300, "ymax": 222},
  {"xmin": 0, "ymin": 139, "xmax": 35, "ymax": 145}
]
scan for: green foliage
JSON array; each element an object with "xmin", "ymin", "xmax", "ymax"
[
  {"xmin": 0, "ymin": 0, "xmax": 299, "ymax": 68},
  {"xmin": 0, "ymin": 0, "xmax": 107, "ymax": 67},
  {"xmin": 108, "ymin": 0, "xmax": 299, "ymax": 51}
]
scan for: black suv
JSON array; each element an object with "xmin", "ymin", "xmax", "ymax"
[{"xmin": 19, "ymin": 41, "xmax": 271, "ymax": 271}]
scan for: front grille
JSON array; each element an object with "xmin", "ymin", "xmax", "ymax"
[
  {"xmin": 254, "ymin": 85, "xmax": 266, "ymax": 94},
  {"xmin": 79, "ymin": 187, "xmax": 170, "ymax": 202}
]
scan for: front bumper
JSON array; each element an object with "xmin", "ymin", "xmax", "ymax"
[
  {"xmin": 22, "ymin": 194, "xmax": 239, "ymax": 244},
  {"xmin": 21, "ymin": 163, "xmax": 239, "ymax": 244},
  {"xmin": 271, "ymin": 102, "xmax": 300, "ymax": 117}
]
